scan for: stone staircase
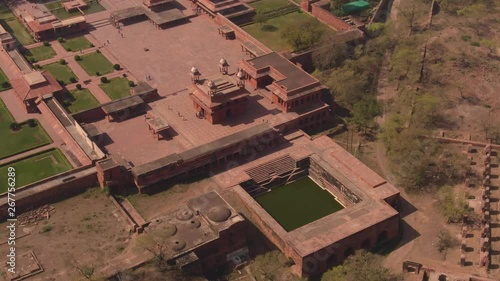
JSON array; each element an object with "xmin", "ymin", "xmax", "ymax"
[
  {"xmin": 245, "ymin": 155, "xmax": 295, "ymax": 184},
  {"xmin": 88, "ymin": 18, "xmax": 111, "ymax": 30}
]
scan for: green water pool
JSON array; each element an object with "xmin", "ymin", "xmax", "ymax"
[{"xmin": 255, "ymin": 177, "xmax": 344, "ymax": 232}]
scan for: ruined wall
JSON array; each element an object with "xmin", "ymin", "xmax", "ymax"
[{"xmin": 71, "ymin": 106, "xmax": 106, "ymax": 123}]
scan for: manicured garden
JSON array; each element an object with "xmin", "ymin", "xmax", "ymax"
[
  {"xmin": 0, "ymin": 67, "xmax": 11, "ymax": 91},
  {"xmin": 77, "ymin": 51, "xmax": 114, "ymax": 76},
  {"xmin": 242, "ymin": 11, "xmax": 316, "ymax": 52},
  {"xmin": 45, "ymin": 0, "xmax": 105, "ymax": 20},
  {"xmin": 60, "ymin": 36, "xmax": 94, "ymax": 52},
  {"xmin": 0, "ymin": 148, "xmax": 72, "ymax": 191},
  {"xmin": 43, "ymin": 62, "xmax": 78, "ymax": 85},
  {"xmin": 24, "ymin": 45, "xmax": 57, "ymax": 62},
  {"xmin": 61, "ymin": 88, "xmax": 100, "ymax": 113},
  {"xmin": 0, "ymin": 99, "xmax": 52, "ymax": 159},
  {"xmin": 0, "ymin": 3, "xmax": 35, "ymax": 45},
  {"xmin": 99, "ymin": 77, "xmax": 132, "ymax": 100}
]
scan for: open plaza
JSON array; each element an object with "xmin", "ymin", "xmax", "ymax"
[{"xmin": 0, "ymin": 0, "xmax": 498, "ymax": 280}]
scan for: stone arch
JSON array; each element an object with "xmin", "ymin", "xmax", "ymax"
[
  {"xmin": 344, "ymin": 247, "xmax": 354, "ymax": 259},
  {"xmin": 361, "ymin": 238, "xmax": 371, "ymax": 250},
  {"xmin": 377, "ymin": 231, "xmax": 388, "ymax": 244}
]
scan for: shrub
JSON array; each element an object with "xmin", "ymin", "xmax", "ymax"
[
  {"xmin": 100, "ymin": 76, "xmax": 108, "ymax": 83},
  {"xmin": 113, "ymin": 64, "xmax": 120, "ymax": 70},
  {"xmin": 65, "ymin": 47, "xmax": 72, "ymax": 52},
  {"xmin": 76, "ymin": 84, "xmax": 82, "ymax": 90},
  {"xmin": 28, "ymin": 57, "xmax": 36, "ymax": 63},
  {"xmin": 471, "ymin": 41, "xmax": 480, "ymax": 47},
  {"xmin": 59, "ymin": 59, "xmax": 66, "ymax": 65},
  {"xmin": 74, "ymin": 55, "xmax": 81, "ymax": 61},
  {"xmin": 9, "ymin": 122, "xmax": 20, "ymax": 131},
  {"xmin": 43, "ymin": 41, "xmax": 50, "ymax": 46},
  {"xmin": 2, "ymin": 81, "xmax": 11, "ymax": 88},
  {"xmin": 41, "ymin": 225, "xmax": 53, "ymax": 233},
  {"xmin": 95, "ymin": 71, "xmax": 101, "ymax": 76},
  {"xmin": 128, "ymin": 81, "xmax": 135, "ymax": 87},
  {"xmin": 57, "ymin": 79, "xmax": 65, "ymax": 86},
  {"xmin": 96, "ymin": 49, "xmax": 101, "ymax": 53},
  {"xmin": 122, "ymin": 73, "xmax": 127, "ymax": 78},
  {"xmin": 90, "ymin": 43, "xmax": 95, "ymax": 47},
  {"xmin": 57, "ymin": 37, "xmax": 64, "ymax": 43},
  {"xmin": 69, "ymin": 77, "xmax": 77, "ymax": 83},
  {"xmin": 33, "ymin": 64, "xmax": 41, "ymax": 69},
  {"xmin": 27, "ymin": 118, "xmax": 37, "ymax": 127}
]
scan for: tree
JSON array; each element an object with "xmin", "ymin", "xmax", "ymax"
[
  {"xmin": 114, "ymin": 63, "xmax": 121, "ymax": 70},
  {"xmin": 281, "ymin": 18, "xmax": 325, "ymax": 51},
  {"xmin": 100, "ymin": 77, "xmax": 108, "ymax": 83},
  {"xmin": 253, "ymin": 13, "xmax": 269, "ymax": 28},
  {"xmin": 401, "ymin": 4, "xmax": 418, "ymax": 36},
  {"xmin": 71, "ymin": 259, "xmax": 95, "ymax": 280},
  {"xmin": 321, "ymin": 250, "xmax": 400, "ymax": 281},
  {"xmin": 350, "ymin": 97, "xmax": 383, "ymax": 133},
  {"xmin": 411, "ymin": 93, "xmax": 440, "ymax": 129},
  {"xmin": 327, "ymin": 66, "xmax": 369, "ymax": 108},
  {"xmin": 76, "ymin": 84, "xmax": 82, "ymax": 90},
  {"xmin": 136, "ymin": 227, "xmax": 173, "ymax": 264},
  {"xmin": 312, "ymin": 35, "xmax": 350, "ymax": 71}
]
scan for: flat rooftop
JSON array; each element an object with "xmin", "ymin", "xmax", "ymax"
[
  {"xmin": 216, "ymin": 135, "xmax": 400, "ymax": 257},
  {"xmin": 245, "ymin": 52, "xmax": 319, "ymax": 92}
]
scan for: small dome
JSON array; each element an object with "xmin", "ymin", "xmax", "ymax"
[
  {"xmin": 207, "ymin": 206, "xmax": 231, "ymax": 222},
  {"xmin": 237, "ymin": 69, "xmax": 245, "ymax": 79},
  {"xmin": 207, "ymin": 80, "xmax": 216, "ymax": 89},
  {"xmin": 191, "ymin": 66, "xmax": 199, "ymax": 74},
  {"xmin": 160, "ymin": 223, "xmax": 177, "ymax": 237},
  {"xmin": 187, "ymin": 219, "xmax": 201, "ymax": 229},
  {"xmin": 176, "ymin": 209, "xmax": 193, "ymax": 221},
  {"xmin": 219, "ymin": 58, "xmax": 228, "ymax": 66},
  {"xmin": 170, "ymin": 239, "xmax": 186, "ymax": 252}
]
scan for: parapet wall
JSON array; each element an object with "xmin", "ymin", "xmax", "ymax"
[
  {"xmin": 310, "ymin": 2, "xmax": 352, "ymax": 31},
  {"xmin": 214, "ymin": 14, "xmax": 272, "ymax": 54}
]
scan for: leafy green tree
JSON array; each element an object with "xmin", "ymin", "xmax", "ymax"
[
  {"xmin": 350, "ymin": 97, "xmax": 383, "ymax": 133},
  {"xmin": 253, "ymin": 13, "xmax": 269, "ymax": 28},
  {"xmin": 280, "ymin": 18, "xmax": 325, "ymax": 51},
  {"xmin": 321, "ymin": 250, "xmax": 400, "ymax": 281},
  {"xmin": 327, "ymin": 66, "xmax": 369, "ymax": 108}
]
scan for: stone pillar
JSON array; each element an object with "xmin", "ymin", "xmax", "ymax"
[
  {"xmin": 461, "ymin": 226, "xmax": 467, "ymax": 238},
  {"xmin": 461, "ymin": 239, "xmax": 467, "ymax": 251},
  {"xmin": 460, "ymin": 254, "xmax": 466, "ymax": 267}
]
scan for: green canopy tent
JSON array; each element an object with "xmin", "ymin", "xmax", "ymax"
[{"xmin": 342, "ymin": 0, "xmax": 370, "ymax": 14}]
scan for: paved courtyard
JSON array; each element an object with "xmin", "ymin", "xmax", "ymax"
[{"xmin": 89, "ymin": 13, "xmax": 250, "ymax": 95}]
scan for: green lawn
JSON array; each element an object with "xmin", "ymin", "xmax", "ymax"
[
  {"xmin": 77, "ymin": 52, "xmax": 114, "ymax": 76},
  {"xmin": 242, "ymin": 11, "xmax": 329, "ymax": 52},
  {"xmin": 60, "ymin": 36, "xmax": 93, "ymax": 52},
  {"xmin": 0, "ymin": 67, "xmax": 11, "ymax": 91},
  {"xmin": 249, "ymin": 0, "xmax": 292, "ymax": 12},
  {"xmin": 43, "ymin": 63, "xmax": 78, "ymax": 85},
  {"xmin": 45, "ymin": 1, "xmax": 105, "ymax": 20},
  {"xmin": 0, "ymin": 4, "xmax": 35, "ymax": 45},
  {"xmin": 61, "ymin": 88, "xmax": 100, "ymax": 113},
  {"xmin": 99, "ymin": 77, "xmax": 131, "ymax": 100},
  {"xmin": 24, "ymin": 45, "xmax": 57, "ymax": 62},
  {"xmin": 0, "ymin": 99, "xmax": 52, "ymax": 159},
  {"xmin": 0, "ymin": 148, "xmax": 72, "ymax": 191}
]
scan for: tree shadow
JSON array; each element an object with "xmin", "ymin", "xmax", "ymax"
[{"xmin": 261, "ymin": 25, "xmax": 278, "ymax": 32}]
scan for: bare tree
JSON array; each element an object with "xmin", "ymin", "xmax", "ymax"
[
  {"xmin": 136, "ymin": 227, "xmax": 172, "ymax": 264},
  {"xmin": 71, "ymin": 259, "xmax": 95, "ymax": 280},
  {"xmin": 401, "ymin": 4, "xmax": 418, "ymax": 36}
]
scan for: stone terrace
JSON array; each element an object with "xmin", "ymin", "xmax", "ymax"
[{"xmin": 89, "ymin": 13, "xmax": 249, "ymax": 95}]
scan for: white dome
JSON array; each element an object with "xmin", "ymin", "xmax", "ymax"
[
  {"xmin": 219, "ymin": 58, "xmax": 228, "ymax": 66},
  {"xmin": 191, "ymin": 66, "xmax": 199, "ymax": 74},
  {"xmin": 237, "ymin": 69, "xmax": 245, "ymax": 79},
  {"xmin": 207, "ymin": 80, "xmax": 216, "ymax": 89}
]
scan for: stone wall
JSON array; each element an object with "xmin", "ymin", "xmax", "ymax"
[
  {"xmin": 0, "ymin": 166, "xmax": 98, "ymax": 220},
  {"xmin": 310, "ymin": 2, "xmax": 352, "ymax": 31}
]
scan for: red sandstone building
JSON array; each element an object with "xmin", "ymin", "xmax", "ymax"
[
  {"xmin": 145, "ymin": 191, "xmax": 248, "ymax": 274},
  {"xmin": 189, "ymin": 65, "xmax": 249, "ymax": 124},
  {"xmin": 11, "ymin": 71, "xmax": 63, "ymax": 112}
]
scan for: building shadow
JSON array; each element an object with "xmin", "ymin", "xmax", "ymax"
[{"xmin": 399, "ymin": 196, "xmax": 418, "ymax": 218}]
